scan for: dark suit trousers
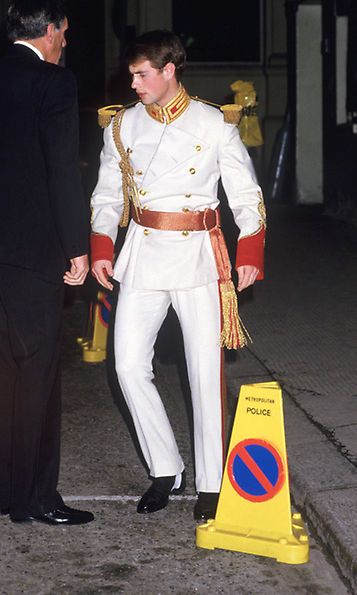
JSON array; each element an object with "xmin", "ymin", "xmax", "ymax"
[{"xmin": 0, "ymin": 265, "xmax": 64, "ymax": 519}]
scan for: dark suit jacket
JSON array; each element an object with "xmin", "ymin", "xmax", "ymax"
[{"xmin": 0, "ymin": 44, "xmax": 88, "ymax": 280}]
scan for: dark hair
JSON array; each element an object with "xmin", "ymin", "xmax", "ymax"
[
  {"xmin": 6, "ymin": 0, "xmax": 66, "ymax": 41},
  {"xmin": 125, "ymin": 30, "xmax": 186, "ymax": 82}
]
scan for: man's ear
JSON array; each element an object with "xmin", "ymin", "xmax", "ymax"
[
  {"xmin": 162, "ymin": 62, "xmax": 176, "ymax": 80},
  {"xmin": 45, "ymin": 23, "xmax": 56, "ymax": 44}
]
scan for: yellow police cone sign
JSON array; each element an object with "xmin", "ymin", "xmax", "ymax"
[{"xmin": 196, "ymin": 381, "xmax": 309, "ymax": 564}]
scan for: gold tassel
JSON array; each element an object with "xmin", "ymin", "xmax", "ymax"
[{"xmin": 219, "ymin": 280, "xmax": 252, "ymax": 349}]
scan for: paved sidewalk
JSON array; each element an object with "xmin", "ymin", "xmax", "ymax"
[{"xmin": 228, "ymin": 203, "xmax": 357, "ymax": 592}]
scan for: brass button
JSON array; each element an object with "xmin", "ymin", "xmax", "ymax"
[
  {"xmin": 195, "ymin": 144, "xmax": 202, "ymax": 151},
  {"xmin": 139, "ymin": 189, "xmax": 147, "ymax": 196},
  {"xmin": 143, "ymin": 229, "xmax": 150, "ymax": 236},
  {"xmin": 189, "ymin": 168, "xmax": 196, "ymax": 175},
  {"xmin": 181, "ymin": 231, "xmax": 189, "ymax": 237},
  {"xmin": 182, "ymin": 207, "xmax": 190, "ymax": 212},
  {"xmin": 185, "ymin": 193, "xmax": 191, "ymax": 198},
  {"xmin": 126, "ymin": 147, "xmax": 132, "ymax": 154},
  {"xmin": 136, "ymin": 170, "xmax": 143, "ymax": 175}
]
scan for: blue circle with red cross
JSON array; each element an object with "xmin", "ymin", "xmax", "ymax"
[
  {"xmin": 98, "ymin": 292, "xmax": 113, "ymax": 328},
  {"xmin": 227, "ymin": 438, "xmax": 285, "ymax": 502}
]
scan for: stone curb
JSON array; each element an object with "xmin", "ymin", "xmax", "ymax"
[{"xmin": 285, "ymin": 390, "xmax": 357, "ymax": 593}]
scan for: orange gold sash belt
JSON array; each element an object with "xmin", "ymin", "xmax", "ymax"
[
  {"xmin": 132, "ymin": 207, "xmax": 219, "ymax": 232},
  {"xmin": 132, "ymin": 207, "xmax": 250, "ymax": 349}
]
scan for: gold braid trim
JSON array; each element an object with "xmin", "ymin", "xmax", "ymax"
[
  {"xmin": 98, "ymin": 101, "xmax": 139, "ymax": 128},
  {"xmin": 258, "ymin": 191, "xmax": 267, "ymax": 229},
  {"xmin": 219, "ymin": 280, "xmax": 252, "ymax": 349},
  {"xmin": 191, "ymin": 96, "xmax": 243, "ymax": 125},
  {"xmin": 98, "ymin": 104, "xmax": 123, "ymax": 128},
  {"xmin": 145, "ymin": 85, "xmax": 191, "ymax": 124},
  {"xmin": 112, "ymin": 109, "xmax": 142, "ymax": 227}
]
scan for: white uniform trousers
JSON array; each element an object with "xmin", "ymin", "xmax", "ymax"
[{"xmin": 114, "ymin": 281, "xmax": 225, "ymax": 493}]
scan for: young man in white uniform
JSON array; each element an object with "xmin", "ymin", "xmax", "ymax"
[{"xmin": 90, "ymin": 30, "xmax": 266, "ymax": 520}]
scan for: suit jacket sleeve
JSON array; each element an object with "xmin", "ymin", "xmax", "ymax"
[{"xmin": 39, "ymin": 67, "xmax": 88, "ymax": 259}]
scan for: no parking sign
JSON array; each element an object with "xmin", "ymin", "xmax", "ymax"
[{"xmin": 228, "ymin": 438, "xmax": 285, "ymax": 502}]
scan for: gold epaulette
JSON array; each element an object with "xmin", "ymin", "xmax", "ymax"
[
  {"xmin": 220, "ymin": 104, "xmax": 243, "ymax": 124},
  {"xmin": 97, "ymin": 101, "xmax": 138, "ymax": 128},
  {"xmin": 191, "ymin": 96, "xmax": 243, "ymax": 125}
]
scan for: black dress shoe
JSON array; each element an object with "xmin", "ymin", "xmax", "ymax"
[
  {"xmin": 193, "ymin": 492, "xmax": 219, "ymax": 521},
  {"xmin": 137, "ymin": 470, "xmax": 186, "ymax": 514},
  {"xmin": 11, "ymin": 505, "xmax": 94, "ymax": 525}
]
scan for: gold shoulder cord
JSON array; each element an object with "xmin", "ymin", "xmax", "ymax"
[{"xmin": 111, "ymin": 109, "xmax": 142, "ymax": 227}]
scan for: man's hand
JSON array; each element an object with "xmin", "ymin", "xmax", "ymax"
[
  {"xmin": 237, "ymin": 265, "xmax": 259, "ymax": 292},
  {"xmin": 64, "ymin": 254, "xmax": 89, "ymax": 286},
  {"xmin": 91, "ymin": 259, "xmax": 114, "ymax": 291}
]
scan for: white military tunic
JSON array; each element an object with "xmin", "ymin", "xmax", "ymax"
[{"xmin": 91, "ymin": 92, "xmax": 265, "ymax": 492}]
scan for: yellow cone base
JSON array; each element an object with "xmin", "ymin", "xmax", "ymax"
[
  {"xmin": 80, "ymin": 339, "xmax": 107, "ymax": 363},
  {"xmin": 196, "ymin": 512, "xmax": 309, "ymax": 564}
]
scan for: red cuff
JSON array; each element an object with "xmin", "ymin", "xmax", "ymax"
[
  {"xmin": 90, "ymin": 233, "xmax": 114, "ymax": 264},
  {"xmin": 235, "ymin": 226, "xmax": 265, "ymax": 280}
]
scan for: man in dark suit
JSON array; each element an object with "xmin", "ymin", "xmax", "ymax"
[{"xmin": 0, "ymin": 0, "xmax": 93, "ymax": 525}]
